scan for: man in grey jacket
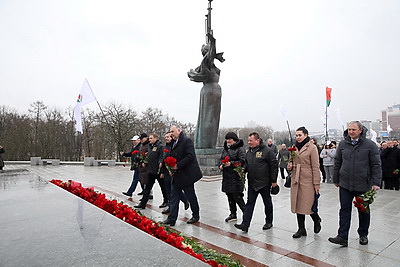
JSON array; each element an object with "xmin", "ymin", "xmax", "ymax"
[{"xmin": 328, "ymin": 121, "xmax": 381, "ymax": 247}]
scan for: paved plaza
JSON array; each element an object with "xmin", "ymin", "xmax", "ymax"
[{"xmin": 2, "ymin": 163, "xmax": 400, "ymax": 266}]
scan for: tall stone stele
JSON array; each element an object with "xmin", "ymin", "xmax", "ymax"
[{"xmin": 188, "ymin": 0, "xmax": 225, "ymax": 150}]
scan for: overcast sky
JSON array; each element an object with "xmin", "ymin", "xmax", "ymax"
[{"xmin": 1, "ymin": 0, "xmax": 399, "ymax": 132}]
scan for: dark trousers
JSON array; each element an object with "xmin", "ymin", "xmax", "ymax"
[
  {"xmin": 126, "ymin": 170, "xmax": 143, "ymax": 195},
  {"xmin": 140, "ymin": 172, "xmax": 169, "ymax": 205},
  {"xmin": 242, "ymin": 185, "xmax": 273, "ymax": 227},
  {"xmin": 338, "ymin": 187, "xmax": 370, "ymax": 239},
  {"xmin": 164, "ymin": 175, "xmax": 188, "ymax": 207},
  {"xmin": 168, "ymin": 183, "xmax": 200, "ymax": 223},
  {"xmin": 279, "ymin": 168, "xmax": 286, "ymax": 179},
  {"xmin": 384, "ymin": 176, "xmax": 400, "ymax": 190},
  {"xmin": 226, "ymin": 192, "xmax": 245, "ymax": 215}
]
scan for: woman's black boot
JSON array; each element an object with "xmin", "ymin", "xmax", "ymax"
[
  {"xmin": 292, "ymin": 214, "xmax": 307, "ymax": 238},
  {"xmin": 311, "ymin": 213, "xmax": 322, "ymax": 234}
]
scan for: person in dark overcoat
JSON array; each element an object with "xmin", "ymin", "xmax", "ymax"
[
  {"xmin": 0, "ymin": 145, "xmax": 4, "ymax": 170},
  {"xmin": 163, "ymin": 124, "xmax": 202, "ymax": 226},
  {"xmin": 219, "ymin": 132, "xmax": 246, "ymax": 222},
  {"xmin": 381, "ymin": 140, "xmax": 400, "ymax": 190}
]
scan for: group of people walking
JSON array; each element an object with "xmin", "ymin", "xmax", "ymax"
[
  {"xmin": 120, "ymin": 124, "xmax": 201, "ymax": 226},
  {"xmin": 121, "ymin": 121, "xmax": 383, "ymax": 247}
]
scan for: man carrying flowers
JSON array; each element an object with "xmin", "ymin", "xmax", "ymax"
[
  {"xmin": 219, "ymin": 132, "xmax": 246, "ymax": 223},
  {"xmin": 328, "ymin": 121, "xmax": 381, "ymax": 247}
]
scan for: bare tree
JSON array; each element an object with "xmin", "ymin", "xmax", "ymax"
[{"xmin": 28, "ymin": 101, "xmax": 47, "ymax": 156}]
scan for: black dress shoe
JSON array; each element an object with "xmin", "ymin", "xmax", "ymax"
[
  {"xmin": 234, "ymin": 223, "xmax": 248, "ymax": 233},
  {"xmin": 359, "ymin": 236, "xmax": 368, "ymax": 245},
  {"xmin": 328, "ymin": 236, "xmax": 348, "ymax": 247},
  {"xmin": 134, "ymin": 204, "xmax": 146, "ymax": 210},
  {"xmin": 292, "ymin": 228, "xmax": 307, "ymax": 238},
  {"xmin": 159, "ymin": 202, "xmax": 168, "ymax": 208},
  {"xmin": 149, "ymin": 195, "xmax": 153, "ymax": 200},
  {"xmin": 262, "ymin": 223, "xmax": 273, "ymax": 230},
  {"xmin": 161, "ymin": 208, "xmax": 170, "ymax": 214},
  {"xmin": 122, "ymin": 192, "xmax": 132, "ymax": 197},
  {"xmin": 163, "ymin": 219, "xmax": 175, "ymax": 226},
  {"xmin": 137, "ymin": 191, "xmax": 144, "ymax": 195},
  {"xmin": 184, "ymin": 201, "xmax": 190, "ymax": 210},
  {"xmin": 187, "ymin": 217, "xmax": 199, "ymax": 224}
]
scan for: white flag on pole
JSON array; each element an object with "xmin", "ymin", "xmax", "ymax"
[{"xmin": 73, "ymin": 79, "xmax": 97, "ymax": 133}]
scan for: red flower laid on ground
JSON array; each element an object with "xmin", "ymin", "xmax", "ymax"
[
  {"xmin": 49, "ymin": 179, "xmax": 228, "ymax": 267},
  {"xmin": 221, "ymin": 156, "xmax": 230, "ymax": 164}
]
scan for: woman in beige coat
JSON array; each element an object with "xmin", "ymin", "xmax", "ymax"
[{"xmin": 288, "ymin": 127, "xmax": 321, "ymax": 238}]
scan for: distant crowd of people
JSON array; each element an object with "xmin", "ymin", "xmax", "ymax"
[{"xmin": 120, "ymin": 121, "xmax": 398, "ymax": 247}]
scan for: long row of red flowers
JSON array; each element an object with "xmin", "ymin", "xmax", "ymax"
[{"xmin": 50, "ymin": 179, "xmax": 223, "ymax": 267}]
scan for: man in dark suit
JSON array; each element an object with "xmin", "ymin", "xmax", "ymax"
[{"xmin": 163, "ymin": 124, "xmax": 202, "ymax": 226}]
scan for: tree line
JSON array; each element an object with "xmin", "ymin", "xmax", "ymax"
[{"xmin": 0, "ymin": 101, "xmax": 292, "ymax": 161}]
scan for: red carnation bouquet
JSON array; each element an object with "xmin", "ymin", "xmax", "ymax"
[
  {"xmin": 353, "ymin": 189, "xmax": 377, "ymax": 213},
  {"xmin": 164, "ymin": 156, "xmax": 177, "ymax": 176},
  {"xmin": 221, "ymin": 156, "xmax": 230, "ymax": 164},
  {"xmin": 139, "ymin": 151, "xmax": 148, "ymax": 164},
  {"xmin": 288, "ymin": 146, "xmax": 298, "ymax": 160},
  {"xmin": 233, "ymin": 162, "xmax": 246, "ymax": 185}
]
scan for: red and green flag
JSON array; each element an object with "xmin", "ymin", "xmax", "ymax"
[{"xmin": 326, "ymin": 86, "xmax": 332, "ymax": 107}]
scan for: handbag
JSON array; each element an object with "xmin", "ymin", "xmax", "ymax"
[
  {"xmin": 284, "ymin": 174, "xmax": 291, "ymax": 188},
  {"xmin": 271, "ymin": 184, "xmax": 280, "ymax": 195}
]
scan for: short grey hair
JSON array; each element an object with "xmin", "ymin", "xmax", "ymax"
[{"xmin": 348, "ymin": 121, "xmax": 362, "ymax": 130}]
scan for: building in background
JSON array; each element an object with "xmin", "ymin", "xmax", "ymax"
[{"xmin": 381, "ymin": 104, "xmax": 400, "ymax": 139}]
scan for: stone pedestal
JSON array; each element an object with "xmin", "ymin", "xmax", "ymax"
[
  {"xmin": 30, "ymin": 157, "xmax": 41, "ymax": 166},
  {"xmin": 195, "ymin": 148, "xmax": 223, "ymax": 176},
  {"xmin": 84, "ymin": 157, "xmax": 94, "ymax": 166}
]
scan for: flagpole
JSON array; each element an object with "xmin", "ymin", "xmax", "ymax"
[
  {"xmin": 286, "ymin": 120, "xmax": 293, "ymax": 146},
  {"xmin": 95, "ymin": 100, "xmax": 118, "ymax": 139},
  {"xmin": 325, "ymin": 105, "xmax": 328, "ymax": 144}
]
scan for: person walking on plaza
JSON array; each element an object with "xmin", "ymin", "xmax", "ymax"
[
  {"xmin": 137, "ymin": 133, "xmax": 152, "ymax": 199},
  {"xmin": 287, "ymin": 127, "xmax": 322, "ymax": 238},
  {"xmin": 0, "ymin": 145, "xmax": 5, "ymax": 170},
  {"xmin": 328, "ymin": 121, "xmax": 381, "ymax": 247},
  {"xmin": 219, "ymin": 132, "xmax": 246, "ymax": 223},
  {"xmin": 160, "ymin": 132, "xmax": 189, "ymax": 214},
  {"xmin": 380, "ymin": 140, "xmax": 400, "ymax": 190},
  {"xmin": 267, "ymin": 138, "xmax": 278, "ymax": 157},
  {"xmin": 120, "ymin": 135, "xmax": 143, "ymax": 198},
  {"xmin": 163, "ymin": 124, "xmax": 202, "ymax": 226},
  {"xmin": 234, "ymin": 132, "xmax": 278, "ymax": 233},
  {"xmin": 134, "ymin": 133, "xmax": 169, "ymax": 209},
  {"xmin": 277, "ymin": 144, "xmax": 290, "ymax": 180},
  {"xmin": 320, "ymin": 142, "xmax": 336, "ymax": 184}
]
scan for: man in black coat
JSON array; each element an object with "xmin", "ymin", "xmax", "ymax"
[
  {"xmin": 120, "ymin": 135, "xmax": 142, "ymax": 197},
  {"xmin": 234, "ymin": 132, "xmax": 278, "ymax": 233},
  {"xmin": 163, "ymin": 124, "xmax": 202, "ymax": 226},
  {"xmin": 380, "ymin": 140, "xmax": 400, "ymax": 190},
  {"xmin": 329, "ymin": 121, "xmax": 381, "ymax": 247},
  {"xmin": 134, "ymin": 133, "xmax": 169, "ymax": 209}
]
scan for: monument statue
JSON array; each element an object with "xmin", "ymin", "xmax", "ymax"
[{"xmin": 188, "ymin": 0, "xmax": 225, "ymax": 149}]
